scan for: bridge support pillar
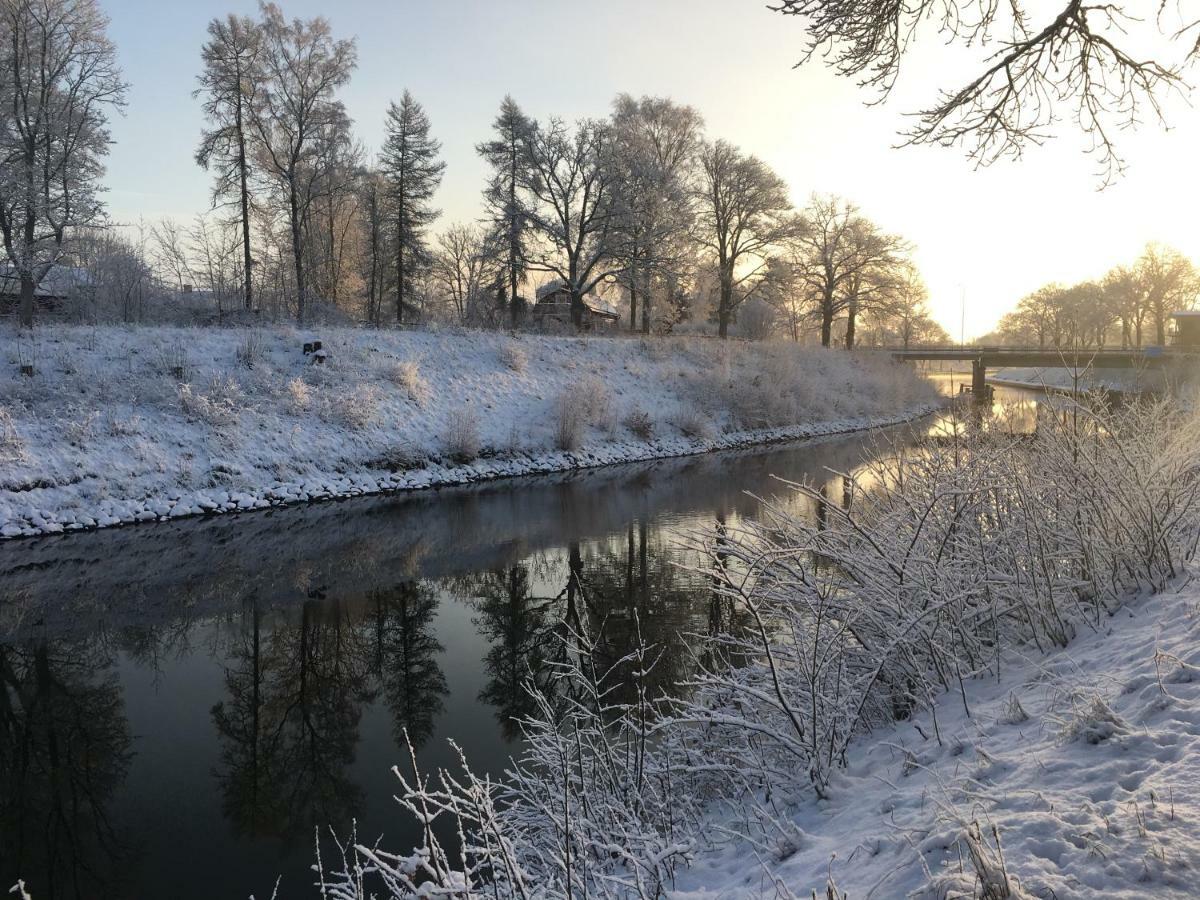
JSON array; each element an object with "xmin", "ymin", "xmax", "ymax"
[{"xmin": 972, "ymin": 358, "xmax": 987, "ymax": 401}]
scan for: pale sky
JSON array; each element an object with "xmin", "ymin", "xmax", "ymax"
[{"xmin": 100, "ymin": 0, "xmax": 1200, "ymax": 338}]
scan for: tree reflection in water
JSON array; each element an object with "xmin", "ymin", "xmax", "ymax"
[
  {"xmin": 0, "ymin": 637, "xmax": 133, "ymax": 900},
  {"xmin": 210, "ymin": 584, "xmax": 450, "ymax": 849}
]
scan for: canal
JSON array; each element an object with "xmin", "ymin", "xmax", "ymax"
[{"xmin": 0, "ymin": 383, "xmax": 1047, "ymax": 899}]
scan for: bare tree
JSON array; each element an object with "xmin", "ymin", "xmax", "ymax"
[
  {"xmin": 771, "ymin": 0, "xmax": 1192, "ymax": 182},
  {"xmin": 151, "ymin": 218, "xmax": 194, "ymax": 292},
  {"xmin": 248, "ymin": 2, "xmax": 355, "ymax": 324},
  {"xmin": 195, "ymin": 13, "xmax": 260, "ymax": 311},
  {"xmin": 380, "ymin": 90, "xmax": 445, "ymax": 325},
  {"xmin": 788, "ymin": 195, "xmax": 908, "ymax": 348},
  {"xmin": 608, "ymin": 95, "xmax": 703, "ymax": 334},
  {"xmin": 693, "ymin": 140, "xmax": 796, "ymax": 338},
  {"xmin": 521, "ymin": 118, "xmax": 620, "ymax": 328},
  {"xmin": 1137, "ymin": 243, "xmax": 1199, "ymax": 346},
  {"xmin": 477, "ymin": 95, "xmax": 534, "ymax": 326},
  {"xmin": 432, "ymin": 223, "xmax": 496, "ymax": 325},
  {"xmin": 0, "ymin": 0, "xmax": 126, "ymax": 327}
]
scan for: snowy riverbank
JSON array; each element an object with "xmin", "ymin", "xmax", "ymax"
[
  {"xmin": 990, "ymin": 365, "xmax": 1167, "ymax": 395},
  {"xmin": 0, "ymin": 325, "xmax": 938, "ymax": 539},
  {"xmin": 680, "ymin": 574, "xmax": 1200, "ymax": 898}
]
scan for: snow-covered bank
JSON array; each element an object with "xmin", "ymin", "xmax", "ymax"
[
  {"xmin": 990, "ymin": 365, "xmax": 1166, "ymax": 395},
  {"xmin": 683, "ymin": 575, "xmax": 1200, "ymax": 897},
  {"xmin": 0, "ymin": 325, "xmax": 938, "ymax": 539}
]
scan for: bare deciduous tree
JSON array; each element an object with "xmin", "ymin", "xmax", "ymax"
[
  {"xmin": 248, "ymin": 2, "xmax": 355, "ymax": 324},
  {"xmin": 521, "ymin": 118, "xmax": 620, "ymax": 328},
  {"xmin": 693, "ymin": 140, "xmax": 797, "ymax": 339},
  {"xmin": 608, "ymin": 95, "xmax": 703, "ymax": 334},
  {"xmin": 0, "ymin": 0, "xmax": 126, "ymax": 327},
  {"xmin": 195, "ymin": 13, "xmax": 261, "ymax": 311}
]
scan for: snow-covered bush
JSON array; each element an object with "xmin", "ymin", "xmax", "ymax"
[
  {"xmin": 178, "ymin": 375, "xmax": 244, "ymax": 426},
  {"xmin": 553, "ymin": 394, "xmax": 583, "ymax": 450},
  {"xmin": 442, "ymin": 409, "xmax": 480, "ymax": 462},
  {"xmin": 498, "ymin": 341, "xmax": 528, "ymax": 373},
  {"xmin": 0, "ymin": 405, "xmax": 24, "ymax": 461},
  {"xmin": 388, "ymin": 359, "xmax": 429, "ymax": 406},
  {"xmin": 553, "ymin": 375, "xmax": 616, "ymax": 450},
  {"xmin": 284, "ymin": 376, "xmax": 312, "ymax": 414},
  {"xmin": 675, "ymin": 405, "xmax": 713, "ymax": 439},
  {"xmin": 235, "ymin": 330, "xmax": 265, "ymax": 369},
  {"xmin": 332, "ymin": 384, "xmax": 382, "ymax": 432}
]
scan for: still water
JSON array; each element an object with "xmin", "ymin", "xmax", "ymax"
[{"xmin": 0, "ymin": 383, "xmax": 1042, "ymax": 900}]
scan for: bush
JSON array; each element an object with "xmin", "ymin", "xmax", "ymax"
[
  {"xmin": 235, "ymin": 330, "xmax": 266, "ymax": 369},
  {"xmin": 675, "ymin": 405, "xmax": 713, "ymax": 439},
  {"xmin": 178, "ymin": 375, "xmax": 244, "ymax": 426},
  {"xmin": 0, "ymin": 405, "xmax": 25, "ymax": 461},
  {"xmin": 334, "ymin": 384, "xmax": 381, "ymax": 431},
  {"xmin": 284, "ymin": 376, "xmax": 312, "ymax": 415},
  {"xmin": 388, "ymin": 359, "xmax": 429, "ymax": 406},
  {"xmin": 624, "ymin": 405, "xmax": 654, "ymax": 440},
  {"xmin": 498, "ymin": 341, "xmax": 528, "ymax": 373},
  {"xmin": 553, "ymin": 396, "xmax": 583, "ymax": 451},
  {"xmin": 443, "ymin": 408, "xmax": 480, "ymax": 462}
]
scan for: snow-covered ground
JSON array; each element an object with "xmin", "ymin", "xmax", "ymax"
[
  {"xmin": 990, "ymin": 365, "xmax": 1167, "ymax": 394},
  {"xmin": 0, "ymin": 325, "xmax": 938, "ymax": 539},
  {"xmin": 680, "ymin": 577, "xmax": 1200, "ymax": 898}
]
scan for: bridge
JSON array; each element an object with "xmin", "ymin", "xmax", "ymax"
[{"xmin": 890, "ymin": 347, "xmax": 1178, "ymax": 397}]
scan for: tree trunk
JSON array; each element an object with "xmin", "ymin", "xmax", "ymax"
[
  {"xmin": 18, "ymin": 273, "xmax": 35, "ymax": 328},
  {"xmin": 236, "ymin": 98, "xmax": 253, "ymax": 311},
  {"xmin": 289, "ymin": 180, "xmax": 306, "ymax": 325},
  {"xmin": 629, "ymin": 278, "xmax": 638, "ymax": 332},
  {"xmin": 641, "ymin": 273, "xmax": 651, "ymax": 335},
  {"xmin": 820, "ymin": 292, "xmax": 833, "ymax": 347},
  {"xmin": 844, "ymin": 298, "xmax": 858, "ymax": 350},
  {"xmin": 718, "ymin": 267, "xmax": 733, "ymax": 339}
]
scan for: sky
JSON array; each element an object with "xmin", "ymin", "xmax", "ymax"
[{"xmin": 98, "ymin": 0, "xmax": 1200, "ymax": 338}]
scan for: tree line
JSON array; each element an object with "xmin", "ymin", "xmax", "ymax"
[
  {"xmin": 987, "ymin": 243, "xmax": 1200, "ymax": 349},
  {"xmin": 1, "ymin": 0, "xmax": 949, "ymax": 347}
]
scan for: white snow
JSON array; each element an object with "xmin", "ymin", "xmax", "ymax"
[
  {"xmin": 0, "ymin": 324, "xmax": 938, "ymax": 539},
  {"xmin": 990, "ymin": 365, "xmax": 1167, "ymax": 394},
  {"xmin": 676, "ymin": 577, "xmax": 1200, "ymax": 898}
]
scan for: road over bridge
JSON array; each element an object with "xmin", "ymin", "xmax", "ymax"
[{"xmin": 890, "ymin": 347, "xmax": 1181, "ymax": 397}]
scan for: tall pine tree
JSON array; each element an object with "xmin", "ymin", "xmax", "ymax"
[
  {"xmin": 380, "ymin": 90, "xmax": 445, "ymax": 325},
  {"xmin": 476, "ymin": 96, "xmax": 533, "ymax": 327}
]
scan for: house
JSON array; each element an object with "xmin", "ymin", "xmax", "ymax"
[
  {"xmin": 0, "ymin": 263, "xmax": 92, "ymax": 318},
  {"xmin": 531, "ymin": 279, "xmax": 620, "ymax": 331},
  {"xmin": 1170, "ymin": 311, "xmax": 1200, "ymax": 349}
]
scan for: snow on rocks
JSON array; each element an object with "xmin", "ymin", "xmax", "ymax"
[{"xmin": 0, "ymin": 324, "xmax": 941, "ymax": 541}]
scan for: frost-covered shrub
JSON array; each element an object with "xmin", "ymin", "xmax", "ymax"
[
  {"xmin": 154, "ymin": 340, "xmax": 189, "ymax": 380},
  {"xmin": 553, "ymin": 376, "xmax": 615, "ymax": 449},
  {"xmin": 624, "ymin": 405, "xmax": 654, "ymax": 440},
  {"xmin": 388, "ymin": 359, "xmax": 429, "ymax": 406},
  {"xmin": 498, "ymin": 341, "xmax": 528, "ymax": 373},
  {"xmin": 284, "ymin": 376, "xmax": 312, "ymax": 414},
  {"xmin": 334, "ymin": 384, "xmax": 381, "ymax": 431},
  {"xmin": 0, "ymin": 405, "xmax": 25, "ymax": 461},
  {"xmin": 443, "ymin": 408, "xmax": 480, "ymax": 462},
  {"xmin": 178, "ymin": 375, "xmax": 244, "ymax": 426},
  {"xmin": 235, "ymin": 330, "xmax": 265, "ymax": 369},
  {"xmin": 675, "ymin": 405, "xmax": 712, "ymax": 439},
  {"xmin": 553, "ymin": 396, "xmax": 583, "ymax": 450},
  {"xmin": 64, "ymin": 408, "xmax": 99, "ymax": 448}
]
